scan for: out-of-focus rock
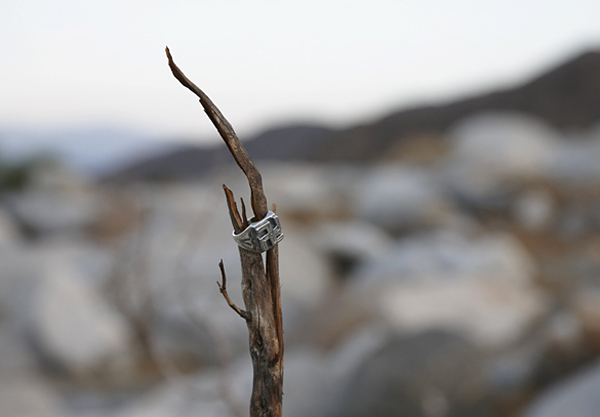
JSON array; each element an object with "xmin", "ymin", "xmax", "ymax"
[
  {"xmin": 279, "ymin": 230, "xmax": 334, "ymax": 318},
  {"xmin": 0, "ymin": 241, "xmax": 115, "ymax": 324},
  {"xmin": 487, "ymin": 341, "xmax": 544, "ymax": 396},
  {"xmin": 282, "ymin": 348, "xmax": 340, "ymax": 417},
  {"xmin": 312, "ymin": 220, "xmax": 394, "ymax": 279},
  {"xmin": 4, "ymin": 165, "xmax": 101, "ymax": 237},
  {"xmin": 0, "ymin": 322, "xmax": 40, "ymax": 377},
  {"xmin": 148, "ymin": 307, "xmax": 230, "ymax": 371},
  {"xmin": 513, "ymin": 190, "xmax": 555, "ymax": 231},
  {"xmin": 282, "ymin": 328, "xmax": 387, "ymax": 417},
  {"xmin": 354, "ymin": 165, "xmax": 451, "ymax": 233},
  {"xmin": 443, "ymin": 113, "xmax": 558, "ymax": 209},
  {"xmin": 104, "ymin": 370, "xmax": 235, "ymax": 417},
  {"xmin": 6, "ymin": 188, "xmax": 99, "ymax": 236},
  {"xmin": 543, "ymin": 310, "xmax": 584, "ymax": 354},
  {"xmin": 0, "ymin": 376, "xmax": 62, "ymax": 417},
  {"xmin": 572, "ymin": 289, "xmax": 600, "ymax": 353},
  {"xmin": 0, "ymin": 300, "xmax": 61, "ymax": 417},
  {"xmin": 117, "ymin": 304, "xmax": 389, "ymax": 417},
  {"xmin": 353, "ymin": 230, "xmax": 535, "ymax": 286},
  {"xmin": 88, "ymin": 189, "xmax": 141, "ymax": 240},
  {"xmin": 523, "ymin": 360, "xmax": 600, "ymax": 417},
  {"xmin": 448, "ymin": 112, "xmax": 558, "ymax": 181},
  {"xmin": 437, "ymin": 211, "xmax": 482, "ymax": 235},
  {"xmin": 544, "ymin": 126, "xmax": 600, "ymax": 184},
  {"xmin": 350, "ymin": 231, "xmax": 546, "ymax": 348},
  {"xmin": 0, "ymin": 206, "xmax": 21, "ymax": 246},
  {"xmin": 528, "ymin": 310, "xmax": 589, "ymax": 387},
  {"xmin": 334, "ymin": 330, "xmax": 492, "ymax": 417},
  {"xmin": 286, "ymin": 285, "xmax": 380, "ymax": 350},
  {"xmin": 102, "ymin": 326, "xmax": 493, "ymax": 417},
  {"xmin": 379, "ymin": 280, "xmax": 546, "ymax": 348},
  {"xmin": 545, "ymin": 141, "xmax": 600, "ymax": 183},
  {"xmin": 28, "ymin": 162, "xmax": 91, "ymax": 192},
  {"xmin": 28, "ymin": 260, "xmax": 132, "ymax": 374},
  {"xmin": 244, "ymin": 326, "xmax": 389, "ymax": 417},
  {"xmin": 261, "ymin": 163, "xmax": 362, "ymax": 222},
  {"xmin": 314, "ymin": 220, "xmax": 394, "ymax": 264},
  {"xmin": 39, "ymin": 239, "xmax": 116, "ymax": 288},
  {"xmin": 384, "ymin": 132, "xmax": 449, "ymax": 164}
]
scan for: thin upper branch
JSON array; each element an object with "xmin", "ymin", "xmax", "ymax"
[
  {"xmin": 217, "ymin": 260, "xmax": 250, "ymax": 321},
  {"xmin": 166, "ymin": 47, "xmax": 268, "ymax": 220}
]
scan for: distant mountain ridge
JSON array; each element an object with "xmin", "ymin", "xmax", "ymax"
[
  {"xmin": 109, "ymin": 125, "xmax": 333, "ymax": 181},
  {"xmin": 315, "ymin": 50, "xmax": 600, "ymax": 161},
  {"xmin": 0, "ymin": 126, "xmax": 179, "ymax": 175},
  {"xmin": 109, "ymin": 50, "xmax": 600, "ymax": 181}
]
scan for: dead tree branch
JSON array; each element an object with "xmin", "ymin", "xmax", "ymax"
[
  {"xmin": 217, "ymin": 259, "xmax": 250, "ymax": 321},
  {"xmin": 166, "ymin": 47, "xmax": 284, "ymax": 417}
]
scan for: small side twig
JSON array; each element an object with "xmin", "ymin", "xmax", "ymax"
[{"xmin": 217, "ymin": 260, "xmax": 250, "ymax": 321}]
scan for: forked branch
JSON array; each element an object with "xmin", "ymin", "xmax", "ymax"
[{"xmin": 166, "ymin": 47, "xmax": 284, "ymax": 417}]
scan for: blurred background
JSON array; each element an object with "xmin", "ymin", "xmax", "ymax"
[{"xmin": 2, "ymin": 1, "xmax": 600, "ymax": 416}]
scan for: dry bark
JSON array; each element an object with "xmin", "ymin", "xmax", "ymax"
[{"xmin": 166, "ymin": 47, "xmax": 284, "ymax": 417}]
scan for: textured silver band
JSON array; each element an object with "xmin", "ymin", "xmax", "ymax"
[{"xmin": 232, "ymin": 211, "xmax": 284, "ymax": 253}]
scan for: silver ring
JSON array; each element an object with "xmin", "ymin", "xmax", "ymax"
[{"xmin": 232, "ymin": 211, "xmax": 283, "ymax": 253}]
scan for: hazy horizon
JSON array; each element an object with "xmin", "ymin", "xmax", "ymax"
[{"xmin": 3, "ymin": 1, "xmax": 600, "ymax": 144}]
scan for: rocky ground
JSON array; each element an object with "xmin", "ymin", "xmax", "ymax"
[{"xmin": 2, "ymin": 111, "xmax": 600, "ymax": 416}]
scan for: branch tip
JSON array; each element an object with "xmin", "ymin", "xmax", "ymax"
[
  {"xmin": 165, "ymin": 50, "xmax": 268, "ymax": 220},
  {"xmin": 223, "ymin": 185, "xmax": 243, "ymax": 233},
  {"xmin": 240, "ymin": 197, "xmax": 248, "ymax": 229}
]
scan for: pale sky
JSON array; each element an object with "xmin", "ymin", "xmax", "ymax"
[{"xmin": 2, "ymin": 1, "xmax": 600, "ymax": 143}]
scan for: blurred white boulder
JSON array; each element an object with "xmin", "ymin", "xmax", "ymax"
[
  {"xmin": 443, "ymin": 112, "xmax": 559, "ymax": 205},
  {"xmin": 261, "ymin": 163, "xmax": 363, "ymax": 220},
  {"xmin": 352, "ymin": 230, "xmax": 535, "ymax": 286},
  {"xmin": 544, "ymin": 126, "xmax": 600, "ymax": 183},
  {"xmin": 448, "ymin": 112, "xmax": 559, "ymax": 179},
  {"xmin": 279, "ymin": 229, "xmax": 333, "ymax": 313},
  {"xmin": 312, "ymin": 220, "xmax": 394, "ymax": 272},
  {"xmin": 351, "ymin": 230, "xmax": 546, "ymax": 348},
  {"xmin": 28, "ymin": 259, "xmax": 132, "ymax": 373},
  {"xmin": 354, "ymin": 165, "xmax": 451, "ymax": 233},
  {"xmin": 513, "ymin": 189, "xmax": 555, "ymax": 230},
  {"xmin": 0, "ymin": 376, "xmax": 61, "ymax": 417}
]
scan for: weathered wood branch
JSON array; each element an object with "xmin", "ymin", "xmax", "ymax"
[
  {"xmin": 217, "ymin": 259, "xmax": 250, "ymax": 321},
  {"xmin": 166, "ymin": 47, "xmax": 283, "ymax": 417},
  {"xmin": 165, "ymin": 47, "xmax": 268, "ymax": 219}
]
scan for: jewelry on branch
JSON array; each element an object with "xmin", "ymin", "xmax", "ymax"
[{"xmin": 233, "ymin": 211, "xmax": 284, "ymax": 253}]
